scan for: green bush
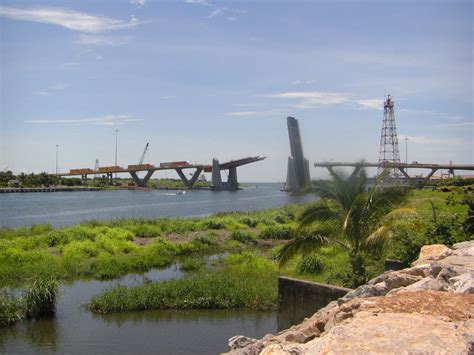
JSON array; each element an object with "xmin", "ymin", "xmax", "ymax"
[
  {"xmin": 25, "ymin": 277, "xmax": 60, "ymax": 319},
  {"xmin": 180, "ymin": 258, "xmax": 204, "ymax": 272},
  {"xmin": 230, "ymin": 230, "xmax": 257, "ymax": 244},
  {"xmin": 204, "ymin": 219, "xmax": 225, "ymax": 230},
  {"xmin": 131, "ymin": 224, "xmax": 162, "ymax": 238},
  {"xmin": 0, "ymin": 291, "xmax": 24, "ymax": 327},
  {"xmin": 240, "ymin": 217, "xmax": 258, "ymax": 228},
  {"xmin": 259, "ymin": 225, "xmax": 293, "ymax": 240},
  {"xmin": 296, "ymin": 254, "xmax": 324, "ymax": 274}
]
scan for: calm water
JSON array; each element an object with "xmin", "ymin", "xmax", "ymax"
[
  {"xmin": 0, "ymin": 184, "xmax": 311, "ymax": 354},
  {"xmin": 0, "ymin": 183, "xmax": 314, "ymax": 228},
  {"xmin": 0, "ymin": 259, "xmax": 277, "ymax": 354}
]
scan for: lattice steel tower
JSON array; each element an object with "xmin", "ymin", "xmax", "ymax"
[{"xmin": 377, "ymin": 94, "xmax": 401, "ymax": 179}]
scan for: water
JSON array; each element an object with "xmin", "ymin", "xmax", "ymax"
[
  {"xmin": 0, "ymin": 261, "xmax": 277, "ymax": 354},
  {"xmin": 0, "ymin": 183, "xmax": 314, "ymax": 228},
  {"xmin": 0, "ymin": 184, "xmax": 311, "ymax": 353}
]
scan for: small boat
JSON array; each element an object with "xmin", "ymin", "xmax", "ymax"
[{"xmin": 176, "ymin": 190, "xmax": 186, "ymax": 195}]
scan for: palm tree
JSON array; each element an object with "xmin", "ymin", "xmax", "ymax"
[{"xmin": 278, "ymin": 166, "xmax": 409, "ymax": 287}]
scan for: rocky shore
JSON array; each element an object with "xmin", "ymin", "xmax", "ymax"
[{"xmin": 227, "ymin": 240, "xmax": 474, "ymax": 354}]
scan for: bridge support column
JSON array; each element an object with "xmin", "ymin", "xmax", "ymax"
[
  {"xmin": 211, "ymin": 159, "xmax": 239, "ymax": 191},
  {"xmin": 81, "ymin": 174, "xmax": 88, "ymax": 181},
  {"xmin": 175, "ymin": 168, "xmax": 203, "ymax": 188},
  {"xmin": 326, "ymin": 166, "xmax": 338, "ymax": 179},
  {"xmin": 130, "ymin": 170, "xmax": 154, "ymax": 187},
  {"xmin": 106, "ymin": 173, "xmax": 113, "ymax": 184},
  {"xmin": 398, "ymin": 167, "xmax": 438, "ymax": 188}
]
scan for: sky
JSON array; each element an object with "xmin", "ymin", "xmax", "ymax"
[{"xmin": 0, "ymin": 0, "xmax": 472, "ymax": 182}]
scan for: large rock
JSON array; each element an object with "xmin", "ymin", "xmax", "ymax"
[
  {"xmin": 337, "ymin": 284, "xmax": 386, "ymax": 305},
  {"xmin": 449, "ymin": 273, "xmax": 474, "ymax": 294},
  {"xmin": 413, "ymin": 243, "xmax": 452, "ymax": 265},
  {"xmin": 383, "ymin": 271, "xmax": 423, "ymax": 290},
  {"xmin": 389, "ymin": 276, "xmax": 446, "ymax": 294},
  {"xmin": 303, "ymin": 312, "xmax": 473, "ymax": 354}
]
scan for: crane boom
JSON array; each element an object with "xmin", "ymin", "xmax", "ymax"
[{"xmin": 138, "ymin": 143, "xmax": 149, "ymax": 165}]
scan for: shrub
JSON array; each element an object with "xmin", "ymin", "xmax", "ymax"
[
  {"xmin": 273, "ymin": 213, "xmax": 288, "ymax": 224},
  {"xmin": 259, "ymin": 225, "xmax": 293, "ymax": 240},
  {"xmin": 240, "ymin": 217, "xmax": 258, "ymax": 228},
  {"xmin": 180, "ymin": 258, "xmax": 204, "ymax": 272},
  {"xmin": 131, "ymin": 224, "xmax": 162, "ymax": 238},
  {"xmin": 230, "ymin": 230, "xmax": 256, "ymax": 244},
  {"xmin": 0, "ymin": 291, "xmax": 24, "ymax": 327},
  {"xmin": 296, "ymin": 254, "xmax": 324, "ymax": 274},
  {"xmin": 204, "ymin": 219, "xmax": 225, "ymax": 230},
  {"xmin": 25, "ymin": 277, "xmax": 60, "ymax": 319},
  {"xmin": 46, "ymin": 230, "xmax": 70, "ymax": 247}
]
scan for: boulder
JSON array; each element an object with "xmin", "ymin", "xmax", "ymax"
[
  {"xmin": 413, "ymin": 244, "xmax": 452, "ymax": 265},
  {"xmin": 398, "ymin": 264, "xmax": 431, "ymax": 278},
  {"xmin": 337, "ymin": 284, "xmax": 386, "ymax": 305},
  {"xmin": 452, "ymin": 240, "xmax": 474, "ymax": 250},
  {"xmin": 383, "ymin": 271, "xmax": 423, "ymax": 290},
  {"xmin": 449, "ymin": 273, "xmax": 474, "ymax": 294},
  {"xmin": 389, "ymin": 276, "xmax": 446, "ymax": 294},
  {"xmin": 303, "ymin": 312, "xmax": 474, "ymax": 354},
  {"xmin": 228, "ymin": 336, "xmax": 262, "ymax": 352}
]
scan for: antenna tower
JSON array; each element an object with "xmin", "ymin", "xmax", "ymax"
[{"xmin": 377, "ymin": 94, "xmax": 401, "ymax": 180}]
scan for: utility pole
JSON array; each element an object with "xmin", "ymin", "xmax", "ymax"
[
  {"xmin": 115, "ymin": 129, "xmax": 119, "ymax": 179},
  {"xmin": 404, "ymin": 137, "xmax": 408, "ymax": 179},
  {"xmin": 56, "ymin": 144, "xmax": 59, "ymax": 175}
]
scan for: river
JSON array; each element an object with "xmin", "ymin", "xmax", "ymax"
[
  {"xmin": 0, "ymin": 183, "xmax": 314, "ymax": 228},
  {"xmin": 0, "ymin": 258, "xmax": 277, "ymax": 354},
  {"xmin": 0, "ymin": 183, "xmax": 314, "ymax": 353}
]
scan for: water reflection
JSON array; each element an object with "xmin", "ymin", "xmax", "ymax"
[{"xmin": 1, "ymin": 260, "xmax": 277, "ymax": 354}]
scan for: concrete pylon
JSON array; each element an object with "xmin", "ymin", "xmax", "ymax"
[
  {"xmin": 211, "ymin": 159, "xmax": 223, "ymax": 190},
  {"xmin": 285, "ymin": 117, "xmax": 310, "ymax": 192},
  {"xmin": 211, "ymin": 158, "xmax": 239, "ymax": 191}
]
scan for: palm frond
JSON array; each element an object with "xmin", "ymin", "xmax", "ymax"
[
  {"xmin": 298, "ymin": 200, "xmax": 340, "ymax": 227},
  {"xmin": 277, "ymin": 235, "xmax": 327, "ymax": 267}
]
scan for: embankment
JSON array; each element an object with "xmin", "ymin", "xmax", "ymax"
[{"xmin": 228, "ymin": 240, "xmax": 474, "ymax": 354}]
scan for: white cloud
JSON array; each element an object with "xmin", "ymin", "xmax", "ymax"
[
  {"xmin": 48, "ymin": 82, "xmax": 68, "ymax": 91},
  {"xmin": 355, "ymin": 99, "xmax": 383, "ymax": 110},
  {"xmin": 74, "ymin": 34, "xmax": 130, "ymax": 46},
  {"xmin": 61, "ymin": 62, "xmax": 80, "ymax": 68},
  {"xmin": 208, "ymin": 9, "xmax": 222, "ymax": 18},
  {"xmin": 399, "ymin": 134, "xmax": 463, "ymax": 146},
  {"xmin": 265, "ymin": 91, "xmax": 349, "ymax": 109},
  {"xmin": 226, "ymin": 16, "xmax": 236, "ymax": 21},
  {"xmin": 161, "ymin": 95, "xmax": 177, "ymax": 100},
  {"xmin": 130, "ymin": 0, "xmax": 146, "ymax": 8},
  {"xmin": 37, "ymin": 92, "xmax": 49, "ymax": 96},
  {"xmin": 185, "ymin": 0, "xmax": 211, "ymax": 5},
  {"xmin": 263, "ymin": 90, "xmax": 382, "ymax": 110},
  {"xmin": 227, "ymin": 110, "xmax": 285, "ymax": 117},
  {"xmin": 96, "ymin": 55, "xmax": 103, "ymax": 60},
  {"xmin": 436, "ymin": 122, "xmax": 474, "ymax": 128},
  {"xmin": 0, "ymin": 6, "xmax": 141, "ymax": 33},
  {"xmin": 25, "ymin": 114, "xmax": 143, "ymax": 126}
]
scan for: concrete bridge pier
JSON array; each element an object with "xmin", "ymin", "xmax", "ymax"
[
  {"xmin": 129, "ymin": 170, "xmax": 154, "ymax": 187},
  {"xmin": 175, "ymin": 167, "xmax": 203, "ymax": 188},
  {"xmin": 211, "ymin": 159, "xmax": 239, "ymax": 191},
  {"xmin": 106, "ymin": 173, "xmax": 113, "ymax": 184}
]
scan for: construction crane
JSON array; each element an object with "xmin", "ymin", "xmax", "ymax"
[{"xmin": 138, "ymin": 143, "xmax": 149, "ymax": 165}]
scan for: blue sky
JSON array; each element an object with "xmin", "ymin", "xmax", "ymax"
[{"xmin": 0, "ymin": 0, "xmax": 472, "ymax": 181}]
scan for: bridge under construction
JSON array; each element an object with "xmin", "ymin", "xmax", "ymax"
[
  {"xmin": 55, "ymin": 156, "xmax": 265, "ymax": 191},
  {"xmin": 314, "ymin": 161, "xmax": 474, "ymax": 186}
]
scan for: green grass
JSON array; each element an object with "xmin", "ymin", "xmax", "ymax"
[
  {"xmin": 0, "ymin": 205, "xmax": 303, "ymax": 288},
  {"xmin": 1, "ymin": 277, "xmax": 60, "ymax": 327},
  {"xmin": 88, "ymin": 252, "xmax": 278, "ymax": 313}
]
